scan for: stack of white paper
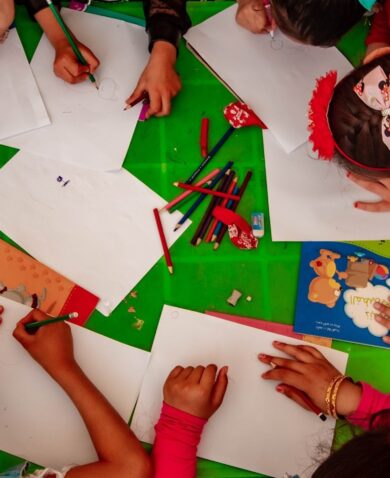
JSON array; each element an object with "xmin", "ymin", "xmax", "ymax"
[
  {"xmin": 0, "ymin": 297, "xmax": 150, "ymax": 469},
  {"xmin": 132, "ymin": 305, "xmax": 349, "ymax": 478},
  {"xmin": 0, "ymin": 29, "xmax": 50, "ymax": 141},
  {"xmin": 185, "ymin": 5, "xmax": 352, "ymax": 153},
  {"xmin": 3, "ymin": 9, "xmax": 149, "ymax": 171},
  {"xmin": 0, "ymin": 152, "xmax": 189, "ymax": 315}
]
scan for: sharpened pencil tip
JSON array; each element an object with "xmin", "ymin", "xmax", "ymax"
[
  {"xmin": 213, "ymin": 242, "xmax": 220, "ymax": 250},
  {"xmin": 173, "ymin": 182, "xmax": 179, "ymax": 187},
  {"xmin": 174, "ymin": 225, "xmax": 181, "ymax": 232},
  {"xmin": 69, "ymin": 312, "xmax": 79, "ymax": 319},
  {"xmin": 168, "ymin": 266, "xmax": 174, "ymax": 275},
  {"xmin": 196, "ymin": 238, "xmax": 202, "ymax": 246},
  {"xmin": 211, "ymin": 234, "xmax": 217, "ymax": 242}
]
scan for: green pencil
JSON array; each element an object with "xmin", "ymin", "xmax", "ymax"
[
  {"xmin": 25, "ymin": 312, "xmax": 79, "ymax": 333},
  {"xmin": 46, "ymin": 0, "xmax": 98, "ymax": 88}
]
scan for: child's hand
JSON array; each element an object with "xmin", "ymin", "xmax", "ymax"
[
  {"xmin": 126, "ymin": 41, "xmax": 181, "ymax": 119},
  {"xmin": 374, "ymin": 298, "xmax": 390, "ymax": 344},
  {"xmin": 0, "ymin": 0, "xmax": 15, "ymax": 32},
  {"xmin": 163, "ymin": 364, "xmax": 229, "ymax": 419},
  {"xmin": 53, "ymin": 38, "xmax": 100, "ymax": 84},
  {"xmin": 0, "ymin": 305, "xmax": 3, "ymax": 325},
  {"xmin": 347, "ymin": 173, "xmax": 390, "ymax": 213},
  {"xmin": 236, "ymin": 0, "xmax": 269, "ymax": 34},
  {"xmin": 13, "ymin": 309, "xmax": 76, "ymax": 377},
  {"xmin": 259, "ymin": 341, "xmax": 362, "ymax": 417}
]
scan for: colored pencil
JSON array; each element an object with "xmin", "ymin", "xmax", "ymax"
[
  {"xmin": 211, "ymin": 184, "xmax": 239, "ymax": 242},
  {"xmin": 46, "ymin": 0, "xmax": 98, "ymax": 88},
  {"xmin": 162, "ymin": 169, "xmax": 220, "ymax": 212},
  {"xmin": 124, "ymin": 91, "xmax": 149, "ymax": 111},
  {"xmin": 153, "ymin": 208, "xmax": 173, "ymax": 274},
  {"xmin": 206, "ymin": 177, "xmax": 237, "ymax": 243},
  {"xmin": 25, "ymin": 312, "xmax": 79, "ymax": 332},
  {"xmin": 191, "ymin": 171, "xmax": 234, "ymax": 246},
  {"xmin": 185, "ymin": 126, "xmax": 235, "ymax": 184},
  {"xmin": 200, "ymin": 118, "xmax": 209, "ymax": 158},
  {"xmin": 175, "ymin": 183, "xmax": 240, "ymax": 201},
  {"xmin": 214, "ymin": 171, "xmax": 252, "ymax": 250},
  {"xmin": 174, "ymin": 161, "xmax": 233, "ymax": 231}
]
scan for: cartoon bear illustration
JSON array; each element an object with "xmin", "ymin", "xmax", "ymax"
[
  {"xmin": 308, "ymin": 249, "xmax": 347, "ymax": 308},
  {"xmin": 0, "ymin": 282, "xmax": 46, "ymax": 308}
]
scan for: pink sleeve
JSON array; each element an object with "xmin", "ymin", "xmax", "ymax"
[
  {"xmin": 152, "ymin": 402, "xmax": 207, "ymax": 478},
  {"xmin": 366, "ymin": 3, "xmax": 390, "ymax": 45},
  {"xmin": 347, "ymin": 382, "xmax": 390, "ymax": 430}
]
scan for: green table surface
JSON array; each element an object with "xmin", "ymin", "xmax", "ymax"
[{"xmin": 0, "ymin": 2, "xmax": 389, "ymax": 477}]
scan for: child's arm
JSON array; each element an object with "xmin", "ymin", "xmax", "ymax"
[
  {"xmin": 13, "ymin": 309, "xmax": 152, "ymax": 478},
  {"xmin": 347, "ymin": 173, "xmax": 390, "ymax": 213},
  {"xmin": 0, "ymin": 0, "xmax": 14, "ymax": 33},
  {"xmin": 126, "ymin": 0, "xmax": 191, "ymax": 118},
  {"xmin": 152, "ymin": 364, "xmax": 228, "ymax": 478},
  {"xmin": 259, "ymin": 341, "xmax": 390, "ymax": 430},
  {"xmin": 23, "ymin": 0, "xmax": 99, "ymax": 84}
]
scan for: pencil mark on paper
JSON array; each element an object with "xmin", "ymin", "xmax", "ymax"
[
  {"xmin": 98, "ymin": 78, "xmax": 119, "ymax": 101},
  {"xmin": 57, "ymin": 176, "xmax": 71, "ymax": 187}
]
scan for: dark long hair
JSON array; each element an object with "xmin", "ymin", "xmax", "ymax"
[
  {"xmin": 271, "ymin": 0, "xmax": 365, "ymax": 46},
  {"xmin": 313, "ymin": 410, "xmax": 390, "ymax": 477},
  {"xmin": 328, "ymin": 54, "xmax": 390, "ymax": 178}
]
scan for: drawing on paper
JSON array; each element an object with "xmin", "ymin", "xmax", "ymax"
[{"xmin": 98, "ymin": 78, "xmax": 119, "ymax": 101}]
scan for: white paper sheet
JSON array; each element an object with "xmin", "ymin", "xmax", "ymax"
[
  {"xmin": 0, "ymin": 152, "xmax": 189, "ymax": 315},
  {"xmin": 263, "ymin": 131, "xmax": 390, "ymax": 241},
  {"xmin": 132, "ymin": 305, "xmax": 349, "ymax": 478},
  {"xmin": 0, "ymin": 297, "xmax": 150, "ymax": 470},
  {"xmin": 184, "ymin": 5, "xmax": 352, "ymax": 153},
  {"xmin": 0, "ymin": 29, "xmax": 50, "ymax": 141},
  {"xmin": 3, "ymin": 9, "xmax": 148, "ymax": 171}
]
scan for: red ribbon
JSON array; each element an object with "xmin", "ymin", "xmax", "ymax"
[{"xmin": 212, "ymin": 206, "xmax": 259, "ymax": 250}]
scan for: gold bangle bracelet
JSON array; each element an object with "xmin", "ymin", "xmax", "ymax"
[
  {"xmin": 330, "ymin": 375, "xmax": 349, "ymax": 418},
  {"xmin": 325, "ymin": 374, "xmax": 344, "ymax": 416}
]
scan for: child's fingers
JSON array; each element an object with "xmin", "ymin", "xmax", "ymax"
[
  {"xmin": 181, "ymin": 366, "xmax": 194, "ymax": 379},
  {"xmin": 200, "ymin": 364, "xmax": 218, "ymax": 388},
  {"xmin": 13, "ymin": 313, "xmax": 36, "ymax": 345},
  {"xmin": 126, "ymin": 82, "xmax": 145, "ymax": 106},
  {"xmin": 188, "ymin": 365, "xmax": 205, "ymax": 383},
  {"xmin": 272, "ymin": 341, "xmax": 317, "ymax": 363},
  {"xmin": 275, "ymin": 384, "xmax": 312, "ymax": 412},
  {"xmin": 146, "ymin": 91, "xmax": 162, "ymax": 118},
  {"xmin": 383, "ymin": 335, "xmax": 390, "ymax": 345},
  {"xmin": 0, "ymin": 305, "xmax": 4, "ymax": 314},
  {"xmin": 348, "ymin": 173, "xmax": 390, "ymax": 200},
  {"xmin": 155, "ymin": 93, "xmax": 171, "ymax": 117},
  {"xmin": 354, "ymin": 200, "xmax": 390, "ymax": 213},
  {"xmin": 211, "ymin": 366, "xmax": 229, "ymax": 409},
  {"xmin": 79, "ymin": 46, "xmax": 100, "ymax": 73},
  {"xmin": 261, "ymin": 367, "xmax": 306, "ymax": 390},
  {"xmin": 258, "ymin": 354, "xmax": 307, "ymax": 373},
  {"xmin": 167, "ymin": 365, "xmax": 184, "ymax": 380}
]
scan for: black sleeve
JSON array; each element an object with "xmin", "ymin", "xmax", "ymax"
[
  {"xmin": 17, "ymin": 0, "xmax": 61, "ymax": 17},
  {"xmin": 143, "ymin": 0, "xmax": 191, "ymax": 52}
]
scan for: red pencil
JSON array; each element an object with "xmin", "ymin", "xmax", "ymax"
[
  {"xmin": 175, "ymin": 183, "xmax": 240, "ymax": 201},
  {"xmin": 124, "ymin": 91, "xmax": 149, "ymax": 110},
  {"xmin": 153, "ymin": 208, "xmax": 173, "ymax": 274},
  {"xmin": 200, "ymin": 118, "xmax": 209, "ymax": 158},
  {"xmin": 206, "ymin": 177, "xmax": 237, "ymax": 243}
]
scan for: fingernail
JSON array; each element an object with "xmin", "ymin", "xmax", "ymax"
[
  {"xmin": 273, "ymin": 341, "xmax": 283, "ymax": 346},
  {"xmin": 261, "ymin": 372, "xmax": 268, "ymax": 378},
  {"xmin": 258, "ymin": 353, "xmax": 267, "ymax": 359},
  {"xmin": 276, "ymin": 385, "xmax": 284, "ymax": 393},
  {"xmin": 373, "ymin": 302, "xmax": 381, "ymax": 310},
  {"xmin": 354, "ymin": 202, "xmax": 359, "ymax": 208},
  {"xmin": 346, "ymin": 172, "xmax": 351, "ymax": 178}
]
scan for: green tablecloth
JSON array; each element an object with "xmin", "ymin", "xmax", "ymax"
[{"xmin": 0, "ymin": 2, "xmax": 388, "ymax": 477}]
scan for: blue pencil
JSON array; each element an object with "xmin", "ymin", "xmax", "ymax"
[
  {"xmin": 185, "ymin": 126, "xmax": 235, "ymax": 185},
  {"xmin": 211, "ymin": 185, "xmax": 239, "ymax": 242},
  {"xmin": 174, "ymin": 161, "xmax": 233, "ymax": 231}
]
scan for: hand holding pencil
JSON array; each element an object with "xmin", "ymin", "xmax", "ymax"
[{"xmin": 13, "ymin": 309, "xmax": 77, "ymax": 376}]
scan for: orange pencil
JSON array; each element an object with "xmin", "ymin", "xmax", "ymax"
[
  {"xmin": 162, "ymin": 169, "xmax": 220, "ymax": 212},
  {"xmin": 153, "ymin": 208, "xmax": 173, "ymax": 274},
  {"xmin": 175, "ymin": 183, "xmax": 240, "ymax": 201}
]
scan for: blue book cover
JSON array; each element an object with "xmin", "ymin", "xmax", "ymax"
[{"xmin": 294, "ymin": 242, "xmax": 390, "ymax": 348}]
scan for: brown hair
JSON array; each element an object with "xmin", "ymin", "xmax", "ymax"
[{"xmin": 328, "ymin": 54, "xmax": 390, "ymax": 178}]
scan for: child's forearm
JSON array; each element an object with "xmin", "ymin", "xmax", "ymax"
[
  {"xmin": 34, "ymin": 6, "xmax": 74, "ymax": 50},
  {"xmin": 0, "ymin": 0, "xmax": 15, "ymax": 30},
  {"xmin": 52, "ymin": 363, "xmax": 150, "ymax": 473}
]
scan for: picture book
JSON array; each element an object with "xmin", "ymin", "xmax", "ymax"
[{"xmin": 294, "ymin": 242, "xmax": 390, "ymax": 348}]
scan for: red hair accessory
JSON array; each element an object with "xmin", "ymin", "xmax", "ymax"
[{"xmin": 308, "ymin": 71, "xmax": 338, "ymax": 160}]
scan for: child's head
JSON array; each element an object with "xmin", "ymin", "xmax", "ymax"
[
  {"xmin": 308, "ymin": 52, "xmax": 390, "ymax": 179},
  {"xmin": 271, "ymin": 0, "xmax": 369, "ymax": 46},
  {"xmin": 313, "ymin": 412, "xmax": 390, "ymax": 476}
]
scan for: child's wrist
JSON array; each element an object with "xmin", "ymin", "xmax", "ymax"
[
  {"xmin": 150, "ymin": 41, "xmax": 177, "ymax": 66},
  {"xmin": 335, "ymin": 381, "xmax": 362, "ymax": 417}
]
